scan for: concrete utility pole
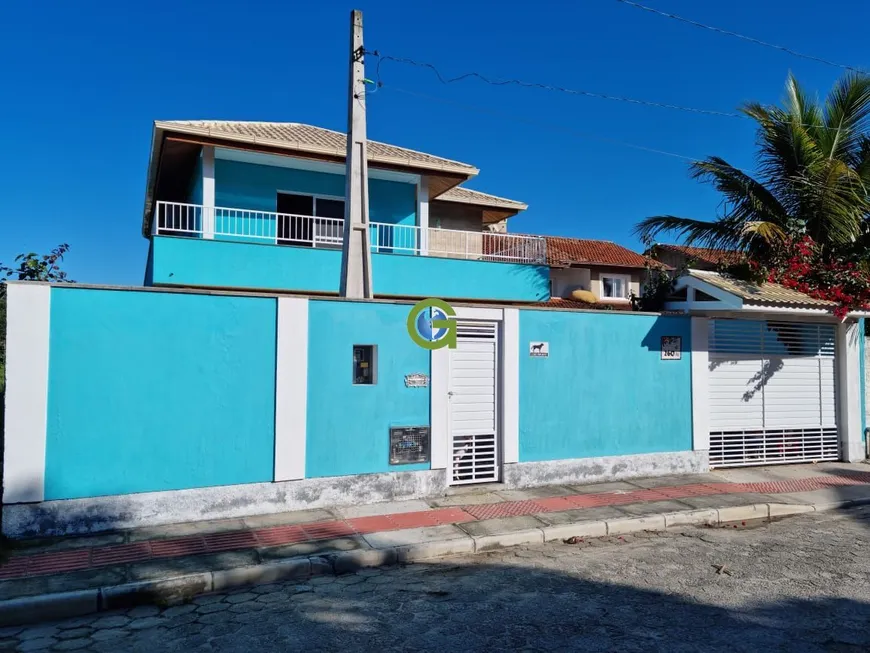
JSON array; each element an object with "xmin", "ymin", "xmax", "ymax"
[{"xmin": 339, "ymin": 9, "xmax": 374, "ymax": 298}]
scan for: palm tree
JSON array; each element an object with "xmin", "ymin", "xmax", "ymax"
[{"xmin": 635, "ymin": 73, "xmax": 870, "ymax": 257}]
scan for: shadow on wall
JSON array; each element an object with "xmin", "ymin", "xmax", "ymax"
[
  {"xmin": 2, "ymin": 479, "xmax": 141, "ymax": 539},
  {"xmin": 639, "ymin": 315, "xmax": 689, "ymax": 355},
  {"xmin": 505, "ymin": 264, "xmax": 550, "ymax": 301}
]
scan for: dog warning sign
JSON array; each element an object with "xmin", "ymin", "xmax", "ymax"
[{"xmin": 529, "ymin": 341, "xmax": 549, "ymax": 357}]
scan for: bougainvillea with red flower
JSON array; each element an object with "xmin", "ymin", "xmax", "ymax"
[{"xmin": 741, "ymin": 236, "xmax": 870, "ymax": 321}]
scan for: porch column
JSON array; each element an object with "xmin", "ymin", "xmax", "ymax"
[
  {"xmin": 417, "ymin": 177, "xmax": 429, "ymax": 255},
  {"xmin": 837, "ymin": 320, "xmax": 864, "ymax": 461},
  {"xmin": 202, "ymin": 146, "xmax": 216, "ymax": 240}
]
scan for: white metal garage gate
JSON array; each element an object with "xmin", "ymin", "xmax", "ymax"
[
  {"xmin": 708, "ymin": 318, "xmax": 839, "ymax": 467},
  {"xmin": 448, "ymin": 321, "xmax": 500, "ymax": 484}
]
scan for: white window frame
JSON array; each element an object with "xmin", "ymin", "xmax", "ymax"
[
  {"xmin": 600, "ymin": 273, "xmax": 631, "ymax": 300},
  {"xmin": 276, "ymin": 190, "xmax": 346, "ymax": 217},
  {"xmin": 276, "ymin": 191, "xmax": 346, "ymax": 247}
]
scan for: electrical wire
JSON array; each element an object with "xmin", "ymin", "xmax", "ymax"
[
  {"xmin": 368, "ymin": 50, "xmax": 863, "ymax": 132},
  {"xmin": 614, "ymin": 0, "xmax": 867, "ymax": 74},
  {"xmin": 370, "ymin": 51, "xmax": 743, "ymax": 120},
  {"xmin": 380, "ymin": 84, "xmax": 734, "ymax": 167},
  {"xmin": 380, "ymin": 84, "xmax": 862, "ymax": 210}
]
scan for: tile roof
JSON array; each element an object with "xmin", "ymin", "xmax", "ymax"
[
  {"xmin": 689, "ymin": 270, "xmax": 836, "ymax": 308},
  {"xmin": 656, "ymin": 244, "xmax": 743, "ymax": 267},
  {"xmin": 544, "ymin": 237, "xmax": 650, "ymax": 268},
  {"xmin": 542, "ymin": 298, "xmax": 635, "ymax": 311},
  {"xmin": 436, "ymin": 186, "xmax": 527, "ymax": 211},
  {"xmin": 156, "ymin": 120, "xmax": 479, "ymax": 176}
]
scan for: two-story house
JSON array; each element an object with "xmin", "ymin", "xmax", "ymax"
[{"xmin": 142, "ymin": 120, "xmax": 549, "ymax": 303}]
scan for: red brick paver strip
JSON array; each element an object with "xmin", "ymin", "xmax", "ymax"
[
  {"xmin": 2, "ymin": 470, "xmax": 869, "ymax": 582},
  {"xmin": 150, "ymin": 536, "xmax": 208, "ymax": 558},
  {"xmin": 91, "ymin": 542, "xmax": 152, "ymax": 567}
]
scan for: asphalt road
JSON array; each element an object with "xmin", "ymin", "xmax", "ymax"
[{"xmin": 6, "ymin": 506, "xmax": 870, "ymax": 652}]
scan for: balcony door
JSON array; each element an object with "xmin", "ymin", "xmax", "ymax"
[{"xmin": 277, "ymin": 193, "xmax": 345, "ymax": 248}]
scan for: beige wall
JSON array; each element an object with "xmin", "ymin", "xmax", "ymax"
[
  {"xmin": 430, "ymin": 202, "xmax": 484, "ymax": 231},
  {"xmin": 550, "ymin": 268, "xmax": 593, "ymax": 298},
  {"xmin": 550, "ymin": 266, "xmax": 642, "ymax": 300},
  {"xmin": 589, "ymin": 267, "xmax": 642, "ymax": 301},
  {"xmin": 429, "ymin": 202, "xmax": 486, "ymax": 258}
]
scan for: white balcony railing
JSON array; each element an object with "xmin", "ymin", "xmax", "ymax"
[{"xmin": 154, "ymin": 201, "xmax": 547, "ymax": 265}]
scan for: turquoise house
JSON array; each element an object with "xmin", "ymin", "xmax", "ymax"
[
  {"xmin": 4, "ymin": 118, "xmax": 861, "ymax": 540},
  {"xmin": 141, "ymin": 120, "xmax": 549, "ymax": 303}
]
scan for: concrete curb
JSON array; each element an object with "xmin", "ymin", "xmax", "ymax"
[{"xmin": 2, "ymin": 498, "xmax": 867, "ymax": 626}]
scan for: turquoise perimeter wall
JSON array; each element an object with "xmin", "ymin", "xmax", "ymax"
[
  {"xmin": 44, "ymin": 287, "xmax": 277, "ymax": 500},
  {"xmin": 518, "ymin": 310, "xmax": 693, "ymax": 462}
]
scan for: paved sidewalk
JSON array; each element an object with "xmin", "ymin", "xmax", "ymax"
[{"xmin": 2, "ymin": 462, "xmax": 869, "ymax": 625}]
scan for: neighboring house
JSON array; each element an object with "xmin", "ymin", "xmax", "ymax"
[
  {"xmin": 143, "ymin": 120, "xmax": 548, "ymax": 303},
  {"xmin": 649, "ymin": 244, "xmax": 742, "ymax": 271},
  {"xmin": 544, "ymin": 237, "xmax": 652, "ymax": 308}
]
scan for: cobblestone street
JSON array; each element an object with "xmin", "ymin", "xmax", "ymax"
[{"xmin": 6, "ymin": 507, "xmax": 870, "ymax": 652}]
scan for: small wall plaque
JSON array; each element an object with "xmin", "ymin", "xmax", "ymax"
[
  {"xmin": 404, "ymin": 373, "xmax": 429, "ymax": 388},
  {"xmin": 529, "ymin": 341, "xmax": 549, "ymax": 357},
  {"xmin": 661, "ymin": 336, "xmax": 682, "ymax": 360}
]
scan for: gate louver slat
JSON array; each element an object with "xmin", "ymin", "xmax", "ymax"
[{"xmin": 708, "ymin": 319, "xmax": 839, "ymax": 467}]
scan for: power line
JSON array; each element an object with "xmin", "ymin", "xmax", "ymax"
[
  {"xmin": 368, "ymin": 52, "xmax": 857, "ymax": 132},
  {"xmin": 380, "ymin": 84, "xmax": 730, "ymax": 166},
  {"xmin": 370, "ymin": 52, "xmax": 743, "ymax": 120},
  {"xmin": 379, "ymin": 84, "xmax": 864, "ymax": 201},
  {"xmin": 614, "ymin": 0, "xmax": 867, "ymax": 74}
]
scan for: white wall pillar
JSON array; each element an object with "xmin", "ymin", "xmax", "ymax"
[
  {"xmin": 837, "ymin": 320, "xmax": 864, "ymax": 461},
  {"xmin": 502, "ymin": 308, "xmax": 520, "ymax": 463},
  {"xmin": 691, "ymin": 317, "xmax": 710, "ymax": 453},
  {"xmin": 202, "ymin": 146, "xmax": 216, "ymax": 240},
  {"xmin": 3, "ymin": 283, "xmax": 51, "ymax": 504},
  {"xmin": 430, "ymin": 345, "xmax": 449, "ymax": 470},
  {"xmin": 417, "ymin": 177, "xmax": 429, "ymax": 255},
  {"xmin": 274, "ymin": 297, "xmax": 308, "ymax": 481}
]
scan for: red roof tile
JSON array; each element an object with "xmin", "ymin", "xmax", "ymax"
[
  {"xmin": 654, "ymin": 244, "xmax": 743, "ymax": 267},
  {"xmin": 541, "ymin": 298, "xmax": 635, "ymax": 311},
  {"xmin": 544, "ymin": 237, "xmax": 650, "ymax": 268}
]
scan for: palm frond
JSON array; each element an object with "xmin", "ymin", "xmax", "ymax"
[
  {"xmin": 633, "ymin": 215, "xmax": 745, "ymax": 250},
  {"xmin": 793, "ymin": 158, "xmax": 868, "ymax": 245},
  {"xmin": 691, "ymin": 158, "xmax": 791, "ymax": 227},
  {"xmin": 636, "ymin": 72, "xmax": 870, "ymax": 259},
  {"xmin": 741, "ymin": 221, "xmax": 787, "ymax": 245},
  {"xmin": 819, "ymin": 73, "xmax": 870, "ymax": 160}
]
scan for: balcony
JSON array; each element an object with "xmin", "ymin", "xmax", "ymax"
[
  {"xmin": 154, "ymin": 201, "xmax": 547, "ymax": 265},
  {"xmin": 148, "ymin": 202, "xmax": 550, "ymax": 302}
]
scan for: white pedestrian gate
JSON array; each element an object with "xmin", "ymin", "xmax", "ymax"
[
  {"xmin": 708, "ymin": 319, "xmax": 839, "ymax": 467},
  {"xmin": 448, "ymin": 321, "xmax": 500, "ymax": 484}
]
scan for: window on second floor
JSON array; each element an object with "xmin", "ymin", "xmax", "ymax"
[
  {"xmin": 276, "ymin": 192, "xmax": 345, "ymax": 248},
  {"xmin": 601, "ymin": 274, "xmax": 630, "ymax": 300}
]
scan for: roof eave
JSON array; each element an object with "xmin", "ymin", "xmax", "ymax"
[
  {"xmin": 141, "ymin": 123, "xmax": 165, "ymax": 238},
  {"xmin": 432, "ymin": 196, "xmax": 528, "ymax": 212},
  {"xmin": 152, "ymin": 122, "xmax": 480, "ymax": 176}
]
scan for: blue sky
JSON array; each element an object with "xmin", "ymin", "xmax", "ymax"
[{"xmin": 1, "ymin": 0, "xmax": 868, "ymax": 285}]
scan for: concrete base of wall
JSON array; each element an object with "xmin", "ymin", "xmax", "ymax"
[
  {"xmin": 4, "ymin": 450, "xmax": 710, "ymax": 538},
  {"xmin": 502, "ymin": 450, "xmax": 709, "ymax": 489},
  {"xmin": 3, "ymin": 470, "xmax": 448, "ymax": 539}
]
